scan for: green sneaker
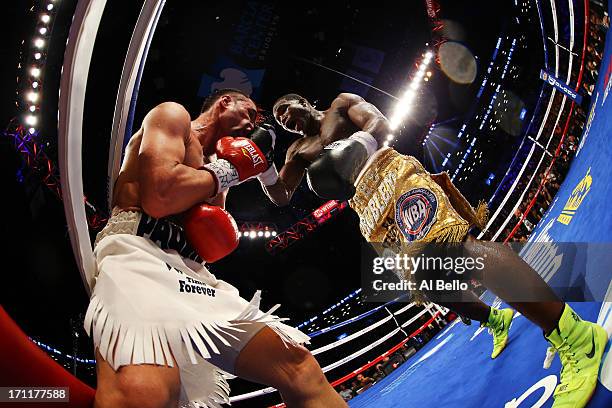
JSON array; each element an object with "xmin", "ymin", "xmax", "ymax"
[
  {"xmin": 546, "ymin": 304, "xmax": 608, "ymax": 408},
  {"xmin": 482, "ymin": 307, "xmax": 514, "ymax": 359}
]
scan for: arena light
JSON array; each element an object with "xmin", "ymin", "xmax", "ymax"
[
  {"xmin": 41, "ymin": 14, "xmax": 50, "ymax": 23},
  {"xmin": 271, "ymin": 231, "xmax": 277, "ymax": 236},
  {"xmin": 39, "ymin": 27, "xmax": 48, "ymax": 35},
  {"xmin": 25, "ymin": 115, "xmax": 38, "ymax": 126},
  {"xmin": 249, "ymin": 231, "xmax": 256, "ymax": 239},
  {"xmin": 34, "ymin": 38, "xmax": 45, "ymax": 48},
  {"xmin": 257, "ymin": 231, "xmax": 263, "ymax": 237},
  {"xmin": 28, "ymin": 128, "xmax": 36, "ymax": 134},
  {"xmin": 34, "ymin": 52, "xmax": 42, "ymax": 60},
  {"xmin": 388, "ymin": 49, "xmax": 432, "ymax": 131},
  {"xmin": 29, "ymin": 105, "xmax": 36, "ymax": 112},
  {"xmin": 47, "ymin": 4, "xmax": 54, "ymax": 11},
  {"xmin": 264, "ymin": 231, "xmax": 271, "ymax": 238},
  {"xmin": 31, "ymin": 67, "xmax": 41, "ymax": 77},
  {"xmin": 27, "ymin": 92, "xmax": 39, "ymax": 102}
]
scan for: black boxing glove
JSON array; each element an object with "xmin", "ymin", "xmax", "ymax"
[
  {"xmin": 306, "ymin": 131, "xmax": 378, "ymax": 200},
  {"xmin": 249, "ymin": 124, "xmax": 280, "ymax": 186},
  {"xmin": 249, "ymin": 124, "xmax": 276, "ymax": 164}
]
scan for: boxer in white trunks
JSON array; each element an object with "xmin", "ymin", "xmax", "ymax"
[{"xmin": 86, "ymin": 88, "xmax": 346, "ymax": 408}]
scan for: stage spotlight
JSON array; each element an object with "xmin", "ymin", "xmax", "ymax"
[
  {"xmin": 27, "ymin": 92, "xmax": 39, "ymax": 102},
  {"xmin": 25, "ymin": 115, "xmax": 38, "ymax": 126}
]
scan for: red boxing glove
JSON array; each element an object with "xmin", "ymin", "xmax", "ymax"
[
  {"xmin": 202, "ymin": 137, "xmax": 269, "ymax": 195},
  {"xmin": 183, "ymin": 203, "xmax": 239, "ymax": 263}
]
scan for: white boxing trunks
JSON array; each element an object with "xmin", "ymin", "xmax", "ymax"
[{"xmin": 84, "ymin": 208, "xmax": 309, "ymax": 407}]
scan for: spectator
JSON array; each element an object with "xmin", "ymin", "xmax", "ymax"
[
  {"xmin": 351, "ymin": 380, "xmax": 361, "ymax": 395},
  {"xmin": 372, "ymin": 364, "xmax": 386, "ymax": 382},
  {"xmin": 356, "ymin": 374, "xmax": 374, "ymax": 390},
  {"xmin": 338, "ymin": 384, "xmax": 353, "ymax": 401}
]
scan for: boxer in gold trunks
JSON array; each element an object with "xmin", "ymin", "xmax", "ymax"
[{"xmin": 259, "ymin": 92, "xmax": 607, "ymax": 408}]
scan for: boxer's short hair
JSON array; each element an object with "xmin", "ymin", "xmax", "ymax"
[
  {"xmin": 201, "ymin": 88, "xmax": 250, "ymax": 113},
  {"xmin": 273, "ymin": 93, "xmax": 308, "ymax": 116}
]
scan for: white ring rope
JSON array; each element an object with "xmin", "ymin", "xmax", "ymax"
[
  {"xmin": 108, "ymin": 0, "xmax": 166, "ymax": 209},
  {"xmin": 322, "ymin": 305, "xmax": 435, "ymax": 372},
  {"xmin": 58, "ymin": 0, "xmax": 166, "ymax": 293},
  {"xmin": 480, "ymin": 0, "xmax": 579, "ymax": 239},
  {"xmin": 230, "ymin": 304, "xmax": 435, "ymax": 402},
  {"xmin": 58, "ymin": 0, "xmax": 108, "ymax": 294},
  {"xmin": 489, "ymin": 0, "xmax": 575, "ymax": 241},
  {"xmin": 311, "ymin": 303, "xmax": 417, "ymax": 356},
  {"xmin": 479, "ymin": 0, "xmax": 558, "ymax": 237}
]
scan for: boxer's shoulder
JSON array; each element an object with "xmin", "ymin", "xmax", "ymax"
[
  {"xmin": 144, "ymin": 102, "xmax": 191, "ymax": 132},
  {"xmin": 286, "ymin": 136, "xmax": 322, "ymax": 165},
  {"xmin": 151, "ymin": 101, "xmax": 190, "ymax": 116}
]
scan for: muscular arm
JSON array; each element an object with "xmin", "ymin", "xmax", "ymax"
[
  {"xmin": 338, "ymin": 93, "xmax": 392, "ymax": 143},
  {"xmin": 138, "ymin": 102, "xmax": 216, "ymax": 218},
  {"xmin": 262, "ymin": 141, "xmax": 309, "ymax": 206}
]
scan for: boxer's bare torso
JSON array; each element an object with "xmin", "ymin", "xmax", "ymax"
[{"xmin": 112, "ymin": 114, "xmax": 225, "ymax": 215}]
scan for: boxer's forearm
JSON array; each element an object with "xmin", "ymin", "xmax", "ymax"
[
  {"xmin": 261, "ymin": 158, "xmax": 306, "ymax": 206},
  {"xmin": 361, "ymin": 117, "xmax": 392, "ymax": 145},
  {"xmin": 141, "ymin": 163, "xmax": 217, "ymax": 218},
  {"xmin": 262, "ymin": 180, "xmax": 293, "ymax": 206}
]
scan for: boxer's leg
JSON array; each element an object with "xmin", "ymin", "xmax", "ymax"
[
  {"xmin": 93, "ymin": 348, "xmax": 181, "ymax": 408},
  {"xmin": 433, "ymin": 291, "xmax": 491, "ymax": 323},
  {"xmin": 421, "ymin": 287, "xmax": 513, "ymax": 358},
  {"xmin": 462, "ymin": 237, "xmax": 564, "ymax": 333},
  {"xmin": 235, "ymin": 327, "xmax": 346, "ymax": 408},
  {"xmin": 462, "ymin": 237, "xmax": 608, "ymax": 406}
]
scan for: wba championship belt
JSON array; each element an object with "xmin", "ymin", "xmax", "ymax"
[{"xmin": 350, "ymin": 148, "xmax": 476, "ymax": 247}]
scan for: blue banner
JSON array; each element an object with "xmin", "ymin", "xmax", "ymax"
[{"xmin": 539, "ymin": 69, "xmax": 583, "ymax": 104}]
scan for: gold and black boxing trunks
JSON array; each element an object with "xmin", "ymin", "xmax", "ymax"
[
  {"xmin": 350, "ymin": 147, "xmax": 487, "ymax": 246},
  {"xmin": 350, "ymin": 148, "xmax": 488, "ymax": 301}
]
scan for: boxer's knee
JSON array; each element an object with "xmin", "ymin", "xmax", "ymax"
[
  {"xmin": 95, "ymin": 363, "xmax": 180, "ymax": 408},
  {"xmin": 114, "ymin": 371, "xmax": 179, "ymax": 408},
  {"xmin": 274, "ymin": 346, "xmax": 327, "ymax": 398}
]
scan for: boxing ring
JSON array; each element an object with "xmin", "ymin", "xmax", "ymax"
[{"xmin": 2, "ymin": 0, "xmax": 611, "ymax": 407}]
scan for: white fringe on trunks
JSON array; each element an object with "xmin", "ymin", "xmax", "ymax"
[{"xmin": 85, "ymin": 210, "xmax": 309, "ymax": 407}]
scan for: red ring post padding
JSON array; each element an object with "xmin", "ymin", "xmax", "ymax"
[{"xmin": 0, "ymin": 306, "xmax": 95, "ymax": 407}]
